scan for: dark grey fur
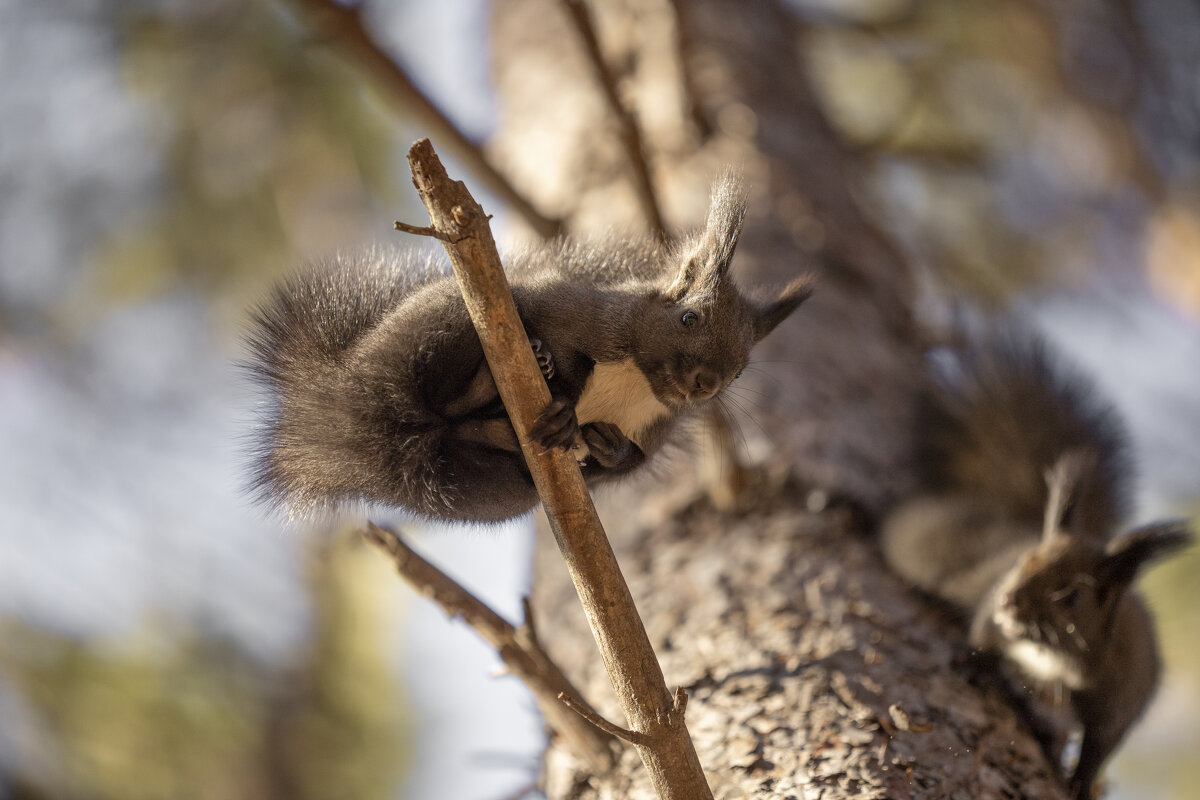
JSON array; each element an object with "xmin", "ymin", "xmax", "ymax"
[
  {"xmin": 881, "ymin": 326, "xmax": 1192, "ymax": 800},
  {"xmin": 246, "ymin": 176, "xmax": 813, "ymax": 523},
  {"xmin": 915, "ymin": 328, "xmax": 1131, "ymax": 537}
]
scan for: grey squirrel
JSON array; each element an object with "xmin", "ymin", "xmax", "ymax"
[
  {"xmin": 880, "ymin": 326, "xmax": 1192, "ymax": 800},
  {"xmin": 246, "ymin": 176, "xmax": 813, "ymax": 522}
]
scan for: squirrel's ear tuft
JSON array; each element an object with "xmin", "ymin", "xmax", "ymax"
[
  {"xmin": 666, "ymin": 173, "xmax": 747, "ymax": 300},
  {"xmin": 703, "ymin": 172, "xmax": 747, "ymax": 274},
  {"xmin": 1041, "ymin": 450, "xmax": 1094, "ymax": 542},
  {"xmin": 754, "ymin": 274, "xmax": 815, "ymax": 341},
  {"xmin": 1098, "ymin": 520, "xmax": 1192, "ymax": 591}
]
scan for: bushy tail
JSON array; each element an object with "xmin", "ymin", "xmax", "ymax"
[
  {"xmin": 246, "ymin": 248, "xmax": 434, "ymax": 381},
  {"xmin": 244, "ymin": 248, "xmax": 445, "ymax": 518},
  {"xmin": 917, "ymin": 324, "xmax": 1132, "ymax": 538}
]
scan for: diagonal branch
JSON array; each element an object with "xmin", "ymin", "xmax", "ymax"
[
  {"xmin": 281, "ymin": 0, "xmax": 564, "ymax": 239},
  {"xmin": 560, "ymin": 0, "xmax": 668, "ymax": 240},
  {"xmin": 402, "ymin": 137, "xmax": 712, "ymax": 800},
  {"xmin": 363, "ymin": 523, "xmax": 615, "ymax": 768}
]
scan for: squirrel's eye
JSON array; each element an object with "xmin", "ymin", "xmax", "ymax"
[
  {"xmin": 1050, "ymin": 587, "xmax": 1080, "ymax": 607},
  {"xmin": 680, "ymin": 310, "xmax": 699, "ymax": 327},
  {"xmin": 735, "ymin": 369, "xmax": 744, "ymax": 380}
]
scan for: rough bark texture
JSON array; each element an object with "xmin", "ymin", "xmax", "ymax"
[
  {"xmin": 536, "ymin": 486, "xmax": 1068, "ymax": 799},
  {"xmin": 487, "ymin": 0, "xmax": 1071, "ymax": 797}
]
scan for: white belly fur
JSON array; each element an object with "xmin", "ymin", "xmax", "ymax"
[
  {"xmin": 1005, "ymin": 639, "xmax": 1084, "ymax": 689},
  {"xmin": 574, "ymin": 359, "xmax": 672, "ymax": 449}
]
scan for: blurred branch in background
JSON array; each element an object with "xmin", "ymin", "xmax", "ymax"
[
  {"xmin": 662, "ymin": 0, "xmax": 712, "ymax": 141},
  {"xmin": 279, "ymin": 0, "xmax": 564, "ymax": 240},
  {"xmin": 559, "ymin": 0, "xmax": 667, "ymax": 240}
]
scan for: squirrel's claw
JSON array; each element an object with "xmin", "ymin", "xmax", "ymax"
[
  {"xmin": 530, "ymin": 338, "xmax": 555, "ymax": 380},
  {"xmin": 582, "ymin": 422, "xmax": 639, "ymax": 470},
  {"xmin": 531, "ymin": 398, "xmax": 578, "ymax": 451}
]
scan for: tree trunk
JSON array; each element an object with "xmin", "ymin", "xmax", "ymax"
[{"xmin": 489, "ymin": 0, "xmax": 1070, "ymax": 796}]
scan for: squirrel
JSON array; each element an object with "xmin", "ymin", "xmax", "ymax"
[
  {"xmin": 246, "ymin": 176, "xmax": 813, "ymax": 523},
  {"xmin": 880, "ymin": 325, "xmax": 1192, "ymax": 800}
]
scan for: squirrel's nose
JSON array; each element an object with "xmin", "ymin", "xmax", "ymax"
[{"xmin": 689, "ymin": 367, "xmax": 721, "ymax": 398}]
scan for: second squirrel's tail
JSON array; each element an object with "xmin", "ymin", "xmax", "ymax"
[{"xmin": 917, "ymin": 324, "xmax": 1132, "ymax": 538}]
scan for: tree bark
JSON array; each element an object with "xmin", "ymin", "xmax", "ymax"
[{"xmin": 487, "ymin": 0, "xmax": 1071, "ymax": 797}]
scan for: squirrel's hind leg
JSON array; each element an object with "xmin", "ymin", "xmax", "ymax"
[
  {"xmin": 442, "ymin": 337, "xmax": 557, "ymax": 419},
  {"xmin": 442, "ymin": 360, "xmax": 501, "ymax": 418},
  {"xmin": 445, "ymin": 337, "xmax": 569, "ymax": 454}
]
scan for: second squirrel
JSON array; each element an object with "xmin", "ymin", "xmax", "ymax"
[{"xmin": 881, "ymin": 326, "xmax": 1191, "ymax": 800}]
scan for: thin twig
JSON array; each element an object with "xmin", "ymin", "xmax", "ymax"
[
  {"xmin": 281, "ymin": 0, "xmax": 564, "ymax": 239},
  {"xmin": 557, "ymin": 692, "xmax": 651, "ymax": 746},
  {"xmin": 560, "ymin": 0, "xmax": 668, "ymax": 240},
  {"xmin": 392, "ymin": 220, "xmax": 452, "ymax": 241},
  {"xmin": 404, "ymin": 137, "xmax": 712, "ymax": 799},
  {"xmin": 363, "ymin": 523, "xmax": 615, "ymax": 768},
  {"xmin": 673, "ymin": 686, "xmax": 689, "ymax": 715}
]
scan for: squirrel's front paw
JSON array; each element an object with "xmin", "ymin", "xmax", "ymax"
[
  {"xmin": 531, "ymin": 398, "xmax": 578, "ymax": 451},
  {"xmin": 530, "ymin": 338, "xmax": 555, "ymax": 380},
  {"xmin": 582, "ymin": 422, "xmax": 643, "ymax": 471}
]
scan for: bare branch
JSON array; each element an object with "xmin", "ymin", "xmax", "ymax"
[
  {"xmin": 560, "ymin": 0, "xmax": 668, "ymax": 240},
  {"xmin": 362, "ymin": 523, "xmax": 615, "ymax": 769},
  {"xmin": 404, "ymin": 137, "xmax": 712, "ymax": 799},
  {"xmin": 557, "ymin": 691, "xmax": 650, "ymax": 746},
  {"xmin": 281, "ymin": 0, "xmax": 564, "ymax": 239}
]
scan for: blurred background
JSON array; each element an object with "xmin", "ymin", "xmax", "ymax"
[{"xmin": 0, "ymin": 1, "xmax": 1197, "ymax": 799}]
